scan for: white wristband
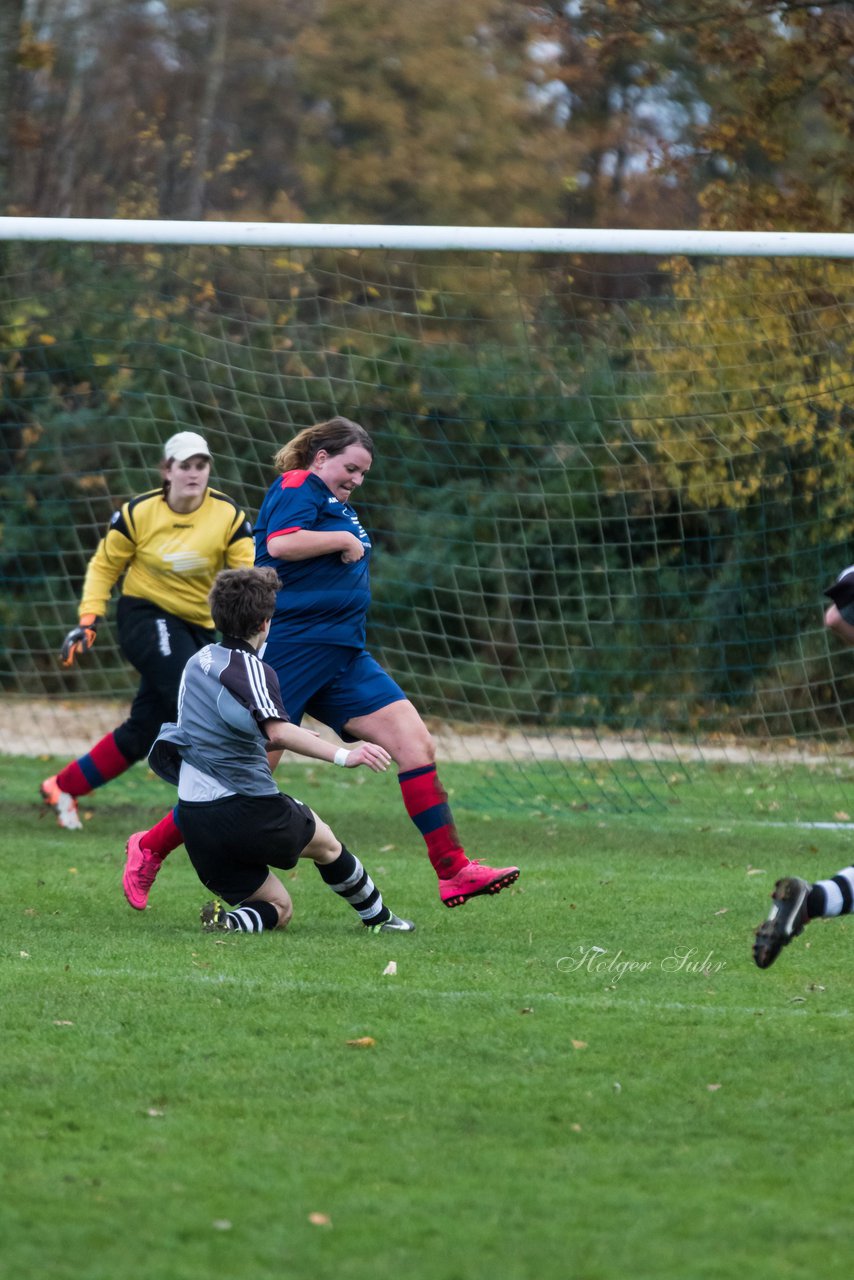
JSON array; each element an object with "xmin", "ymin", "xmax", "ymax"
[{"xmin": 334, "ymin": 747, "xmax": 350, "ymax": 767}]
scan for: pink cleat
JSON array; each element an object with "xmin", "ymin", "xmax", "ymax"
[
  {"xmin": 122, "ymin": 832, "xmax": 163, "ymax": 911},
  {"xmin": 439, "ymin": 859, "xmax": 520, "ymax": 908}
]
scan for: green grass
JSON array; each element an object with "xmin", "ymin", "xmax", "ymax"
[{"xmin": 4, "ymin": 754, "xmax": 854, "ymax": 1279}]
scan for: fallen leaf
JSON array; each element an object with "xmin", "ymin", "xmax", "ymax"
[
  {"xmin": 346, "ymin": 1037, "xmax": 376, "ymax": 1048},
  {"xmin": 212, "ymin": 1219, "xmax": 232, "ymax": 1231},
  {"xmin": 146, "ymin": 1108, "xmax": 165, "ymax": 1117},
  {"xmin": 53, "ymin": 1020, "xmax": 74, "ymax": 1027},
  {"xmin": 19, "ymin": 951, "xmax": 30, "ymax": 959},
  {"xmin": 570, "ymin": 1123, "xmax": 582, "ymax": 1132},
  {"xmin": 309, "ymin": 1213, "xmax": 332, "ymax": 1227},
  {"xmin": 714, "ymin": 908, "xmax": 729, "ymax": 916},
  {"xmin": 834, "ymin": 811, "xmax": 850, "ymax": 822},
  {"xmin": 382, "ymin": 961, "xmax": 397, "ymax": 976},
  {"xmin": 706, "ymin": 1083, "xmax": 722, "ymax": 1092},
  {"xmin": 68, "ymin": 867, "xmax": 78, "ymax": 875},
  {"xmin": 379, "ymin": 844, "xmax": 395, "ymax": 852},
  {"xmin": 571, "ymin": 1039, "xmax": 588, "ymax": 1050},
  {"xmin": 519, "ymin": 1007, "xmax": 534, "ymax": 1015},
  {"xmin": 746, "ymin": 868, "xmax": 765, "ymax": 877}
]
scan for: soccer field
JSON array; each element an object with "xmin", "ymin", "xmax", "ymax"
[{"xmin": 4, "ymin": 754, "xmax": 852, "ymax": 1280}]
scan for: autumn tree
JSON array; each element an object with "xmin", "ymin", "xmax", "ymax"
[
  {"xmin": 538, "ymin": 0, "xmax": 854, "ymax": 233},
  {"xmin": 11, "ymin": 0, "xmax": 576, "ymax": 226},
  {"xmin": 286, "ymin": 0, "xmax": 575, "ymax": 226},
  {"xmin": 12, "ymin": 0, "xmax": 299, "ymax": 217}
]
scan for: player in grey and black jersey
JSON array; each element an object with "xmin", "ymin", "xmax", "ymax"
[{"xmin": 146, "ymin": 566, "xmax": 414, "ymax": 935}]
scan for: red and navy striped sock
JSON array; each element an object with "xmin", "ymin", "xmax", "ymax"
[
  {"xmin": 398, "ymin": 764, "xmax": 468, "ymax": 880},
  {"xmin": 55, "ymin": 732, "xmax": 132, "ymax": 797}
]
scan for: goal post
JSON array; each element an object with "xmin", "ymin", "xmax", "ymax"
[{"xmin": 2, "ymin": 217, "xmax": 854, "ymax": 819}]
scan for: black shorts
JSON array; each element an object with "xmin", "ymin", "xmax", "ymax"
[
  {"xmin": 114, "ymin": 597, "xmax": 215, "ymax": 762},
  {"xmin": 177, "ymin": 792, "xmax": 316, "ymax": 905}
]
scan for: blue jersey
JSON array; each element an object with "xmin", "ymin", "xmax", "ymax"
[{"xmin": 254, "ymin": 469, "xmax": 372, "ymax": 645}]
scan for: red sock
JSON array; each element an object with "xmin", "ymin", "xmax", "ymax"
[
  {"xmin": 141, "ymin": 808, "xmax": 184, "ymax": 859},
  {"xmin": 56, "ymin": 732, "xmax": 131, "ymax": 796},
  {"xmin": 398, "ymin": 764, "xmax": 468, "ymax": 879}
]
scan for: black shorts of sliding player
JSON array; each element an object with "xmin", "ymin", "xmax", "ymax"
[{"xmin": 178, "ymin": 792, "xmax": 316, "ymax": 905}]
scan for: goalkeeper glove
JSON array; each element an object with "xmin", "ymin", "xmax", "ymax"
[{"xmin": 60, "ymin": 614, "xmax": 100, "ymax": 668}]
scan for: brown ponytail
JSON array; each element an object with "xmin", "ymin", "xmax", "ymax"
[{"xmin": 273, "ymin": 417, "xmax": 374, "ymax": 474}]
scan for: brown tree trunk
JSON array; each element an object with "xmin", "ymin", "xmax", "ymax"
[
  {"xmin": 183, "ymin": 0, "xmax": 230, "ymax": 220},
  {"xmin": 0, "ymin": 0, "xmax": 25, "ymax": 213}
]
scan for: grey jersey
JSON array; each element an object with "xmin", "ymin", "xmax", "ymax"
[{"xmin": 149, "ymin": 639, "xmax": 289, "ymax": 797}]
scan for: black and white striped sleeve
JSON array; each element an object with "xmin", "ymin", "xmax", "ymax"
[{"xmin": 220, "ymin": 650, "xmax": 290, "ymax": 727}]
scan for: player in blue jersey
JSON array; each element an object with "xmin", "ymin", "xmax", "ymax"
[{"xmin": 123, "ymin": 417, "xmax": 519, "ymax": 912}]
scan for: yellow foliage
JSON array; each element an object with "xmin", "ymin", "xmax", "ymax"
[
  {"xmin": 216, "ymin": 150, "xmax": 252, "ymax": 176},
  {"xmin": 77, "ymin": 474, "xmax": 110, "ymax": 493},
  {"xmin": 616, "ymin": 257, "xmax": 854, "ymax": 527},
  {"xmin": 17, "ymin": 24, "xmax": 55, "ymax": 72}
]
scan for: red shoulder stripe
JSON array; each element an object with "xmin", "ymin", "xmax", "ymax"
[{"xmin": 280, "ymin": 469, "xmax": 310, "ymax": 489}]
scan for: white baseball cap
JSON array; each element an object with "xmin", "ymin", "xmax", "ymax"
[{"xmin": 163, "ymin": 431, "xmax": 212, "ymax": 463}]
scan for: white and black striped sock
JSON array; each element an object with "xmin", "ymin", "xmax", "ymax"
[
  {"xmin": 225, "ymin": 900, "xmax": 280, "ymax": 932},
  {"xmin": 809, "ymin": 865, "xmax": 854, "ymax": 918},
  {"xmin": 317, "ymin": 846, "xmax": 391, "ymax": 926}
]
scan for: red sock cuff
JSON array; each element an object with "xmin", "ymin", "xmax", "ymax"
[
  {"xmin": 399, "ymin": 763, "xmax": 446, "ymax": 817},
  {"xmin": 142, "ymin": 808, "xmax": 183, "ymax": 858}
]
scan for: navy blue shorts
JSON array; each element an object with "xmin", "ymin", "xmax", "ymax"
[{"xmin": 261, "ymin": 640, "xmax": 407, "ymax": 739}]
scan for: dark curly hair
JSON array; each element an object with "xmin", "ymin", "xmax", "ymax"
[{"xmin": 208, "ymin": 567, "xmax": 280, "ymax": 640}]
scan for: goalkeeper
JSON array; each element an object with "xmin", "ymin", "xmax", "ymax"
[
  {"xmin": 41, "ymin": 432, "xmax": 254, "ymax": 831},
  {"xmin": 123, "ymin": 417, "xmax": 519, "ymax": 913}
]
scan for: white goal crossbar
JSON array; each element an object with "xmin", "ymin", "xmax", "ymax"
[{"xmin": 1, "ymin": 216, "xmax": 853, "ymax": 258}]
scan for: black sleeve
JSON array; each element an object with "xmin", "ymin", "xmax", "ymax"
[
  {"xmin": 825, "ymin": 566, "xmax": 854, "ymax": 608},
  {"xmin": 219, "ymin": 649, "xmax": 290, "ymax": 726}
]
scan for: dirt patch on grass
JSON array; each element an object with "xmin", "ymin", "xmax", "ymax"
[{"xmin": 2, "ymin": 695, "xmax": 847, "ymax": 768}]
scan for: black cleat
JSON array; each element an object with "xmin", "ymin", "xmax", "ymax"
[
  {"xmin": 753, "ymin": 877, "xmax": 810, "ymax": 970},
  {"xmin": 200, "ymin": 899, "xmax": 231, "ymax": 932},
  {"xmin": 364, "ymin": 912, "xmax": 416, "ymax": 934}
]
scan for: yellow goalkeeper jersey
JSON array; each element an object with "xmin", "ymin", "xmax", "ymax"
[{"xmin": 79, "ymin": 487, "xmax": 254, "ymax": 629}]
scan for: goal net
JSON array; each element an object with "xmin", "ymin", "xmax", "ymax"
[{"xmin": 2, "ymin": 219, "xmax": 854, "ymax": 819}]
